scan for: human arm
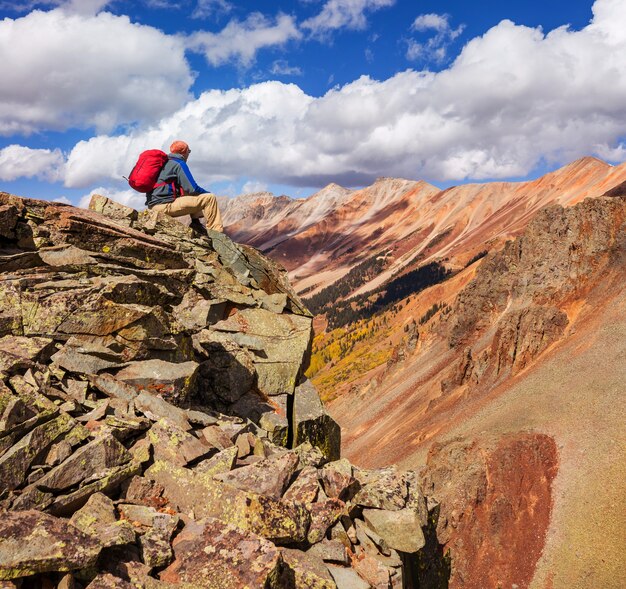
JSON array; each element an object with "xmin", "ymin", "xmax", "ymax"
[{"xmin": 174, "ymin": 159, "xmax": 209, "ymax": 195}]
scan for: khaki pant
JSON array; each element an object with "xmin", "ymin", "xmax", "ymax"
[{"xmin": 152, "ymin": 194, "xmax": 223, "ymax": 232}]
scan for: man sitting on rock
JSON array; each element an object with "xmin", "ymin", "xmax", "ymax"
[{"xmin": 146, "ymin": 140, "xmax": 223, "ymax": 233}]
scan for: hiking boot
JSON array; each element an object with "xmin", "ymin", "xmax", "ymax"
[{"xmin": 189, "ymin": 218, "xmax": 206, "ymax": 234}]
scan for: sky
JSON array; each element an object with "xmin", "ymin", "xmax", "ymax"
[{"xmin": 0, "ymin": 0, "xmax": 625, "ymax": 209}]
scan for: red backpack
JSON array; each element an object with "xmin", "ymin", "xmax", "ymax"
[{"xmin": 127, "ymin": 149, "xmax": 168, "ymax": 193}]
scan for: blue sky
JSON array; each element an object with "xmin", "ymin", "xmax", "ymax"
[{"xmin": 0, "ymin": 0, "xmax": 624, "ymax": 209}]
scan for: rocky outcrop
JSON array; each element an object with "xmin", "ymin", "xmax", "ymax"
[
  {"xmin": 0, "ymin": 193, "xmax": 438, "ymax": 588},
  {"xmin": 445, "ymin": 197, "xmax": 626, "ymax": 388},
  {"xmin": 422, "ymin": 434, "xmax": 559, "ymax": 589}
]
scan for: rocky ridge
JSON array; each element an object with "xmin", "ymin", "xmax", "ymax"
[{"xmin": 0, "ymin": 192, "xmax": 442, "ymax": 588}]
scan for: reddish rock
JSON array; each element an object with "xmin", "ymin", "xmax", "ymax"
[
  {"xmin": 320, "ymin": 459, "xmax": 359, "ymax": 500},
  {"xmin": 214, "ymin": 451, "xmax": 299, "ymax": 499},
  {"xmin": 160, "ymin": 518, "xmax": 283, "ymax": 588},
  {"xmin": 115, "ymin": 359, "xmax": 199, "ymax": 406},
  {"xmin": 284, "ymin": 465, "xmax": 321, "ymax": 504},
  {"xmin": 308, "ymin": 498, "xmax": 346, "ymax": 545},
  {"xmin": 0, "ymin": 510, "xmax": 101, "ymax": 580},
  {"xmin": 422, "ymin": 433, "xmax": 559, "ymax": 589}
]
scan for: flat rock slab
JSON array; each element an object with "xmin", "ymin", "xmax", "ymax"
[
  {"xmin": 327, "ymin": 565, "xmax": 370, "ymax": 589},
  {"xmin": 115, "ymin": 359, "xmax": 199, "ymax": 406},
  {"xmin": 146, "ymin": 461, "xmax": 309, "ymax": 543},
  {"xmin": 0, "ymin": 335, "xmax": 54, "ymax": 362},
  {"xmin": 160, "ymin": 518, "xmax": 282, "ymax": 588},
  {"xmin": 194, "ymin": 446, "xmax": 238, "ymax": 477},
  {"xmin": 362, "ymin": 508, "xmax": 426, "ymax": 554},
  {"xmin": 23, "ymin": 435, "xmax": 131, "ymax": 494},
  {"xmin": 0, "ymin": 510, "xmax": 101, "ymax": 580},
  {"xmin": 214, "ymin": 451, "xmax": 299, "ymax": 499}
]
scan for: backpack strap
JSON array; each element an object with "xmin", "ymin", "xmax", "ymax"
[{"xmin": 152, "ymin": 181, "xmax": 180, "ymax": 199}]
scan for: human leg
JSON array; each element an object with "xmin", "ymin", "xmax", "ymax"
[
  {"xmin": 196, "ymin": 193, "xmax": 224, "ymax": 232},
  {"xmin": 151, "ymin": 196, "xmax": 203, "ymax": 218},
  {"xmin": 152, "ymin": 194, "xmax": 223, "ymax": 232}
]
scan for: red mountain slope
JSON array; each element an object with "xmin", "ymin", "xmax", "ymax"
[
  {"xmin": 224, "ymin": 157, "xmax": 626, "ymax": 300},
  {"xmin": 329, "ymin": 195, "xmax": 626, "ymax": 589}
]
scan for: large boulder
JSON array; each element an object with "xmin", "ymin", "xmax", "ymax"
[
  {"xmin": 0, "ymin": 511, "xmax": 102, "ymax": 579},
  {"xmin": 160, "ymin": 518, "xmax": 283, "ymax": 588}
]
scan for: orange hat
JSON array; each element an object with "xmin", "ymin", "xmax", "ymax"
[{"xmin": 170, "ymin": 140, "xmax": 189, "ymax": 154}]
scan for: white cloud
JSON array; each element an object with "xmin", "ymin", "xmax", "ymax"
[
  {"xmin": 192, "ymin": 0, "xmax": 232, "ymax": 19},
  {"xmin": 52, "ymin": 195, "xmax": 72, "ymax": 204},
  {"xmin": 242, "ymin": 180, "xmax": 269, "ymax": 194},
  {"xmin": 407, "ymin": 13, "xmax": 465, "ymax": 64},
  {"xmin": 0, "ymin": 145, "xmax": 64, "ymax": 181},
  {"xmin": 60, "ymin": 0, "xmax": 112, "ymax": 15},
  {"xmin": 63, "ymin": 0, "xmax": 626, "ymax": 188},
  {"xmin": 270, "ymin": 60, "xmax": 303, "ymax": 76},
  {"xmin": 594, "ymin": 142, "xmax": 626, "ymax": 162},
  {"xmin": 0, "ymin": 8, "xmax": 192, "ymax": 135},
  {"xmin": 78, "ymin": 186, "xmax": 146, "ymax": 211},
  {"xmin": 302, "ymin": 0, "xmax": 395, "ymax": 36},
  {"xmin": 412, "ymin": 14, "xmax": 450, "ymax": 33},
  {"xmin": 186, "ymin": 12, "xmax": 301, "ymax": 67}
]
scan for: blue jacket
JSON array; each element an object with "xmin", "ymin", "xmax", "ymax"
[{"xmin": 146, "ymin": 153, "xmax": 209, "ymax": 207}]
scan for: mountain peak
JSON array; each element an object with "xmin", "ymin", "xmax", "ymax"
[{"xmin": 559, "ymin": 155, "xmax": 609, "ymax": 173}]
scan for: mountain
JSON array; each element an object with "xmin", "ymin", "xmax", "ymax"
[
  {"xmin": 222, "ymin": 158, "xmax": 626, "ymax": 589},
  {"xmin": 224, "ymin": 157, "xmax": 626, "ymax": 299}
]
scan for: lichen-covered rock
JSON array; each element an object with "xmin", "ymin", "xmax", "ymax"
[
  {"xmin": 308, "ymin": 498, "xmax": 346, "ymax": 545},
  {"xmin": 0, "ymin": 413, "xmax": 76, "ymax": 491},
  {"xmin": 320, "ymin": 459, "xmax": 359, "ymax": 500},
  {"xmin": 88, "ymin": 195, "xmax": 138, "ymax": 227},
  {"xmin": 139, "ymin": 513, "xmax": 178, "ymax": 569},
  {"xmin": 114, "ymin": 359, "xmax": 199, "ymax": 406},
  {"xmin": 279, "ymin": 548, "xmax": 337, "ymax": 589},
  {"xmin": 70, "ymin": 493, "xmax": 135, "ymax": 548},
  {"xmin": 212, "ymin": 307, "xmax": 312, "ymax": 396},
  {"xmin": 214, "ymin": 451, "xmax": 299, "ymax": 499},
  {"xmin": 292, "ymin": 379, "xmax": 341, "ymax": 461},
  {"xmin": 362, "ymin": 508, "xmax": 426, "ymax": 554},
  {"xmin": 145, "ymin": 460, "xmax": 310, "ymax": 543},
  {"xmin": 160, "ymin": 518, "xmax": 283, "ymax": 588},
  {"xmin": 284, "ymin": 466, "xmax": 321, "ymax": 504},
  {"xmin": 148, "ymin": 420, "xmax": 212, "ymax": 466},
  {"xmin": 0, "ymin": 510, "xmax": 102, "ymax": 580},
  {"xmin": 194, "ymin": 446, "xmax": 238, "ymax": 476},
  {"xmin": 353, "ymin": 467, "xmax": 409, "ymax": 511}
]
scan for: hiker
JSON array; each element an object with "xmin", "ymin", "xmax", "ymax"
[{"xmin": 146, "ymin": 140, "xmax": 223, "ymax": 233}]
